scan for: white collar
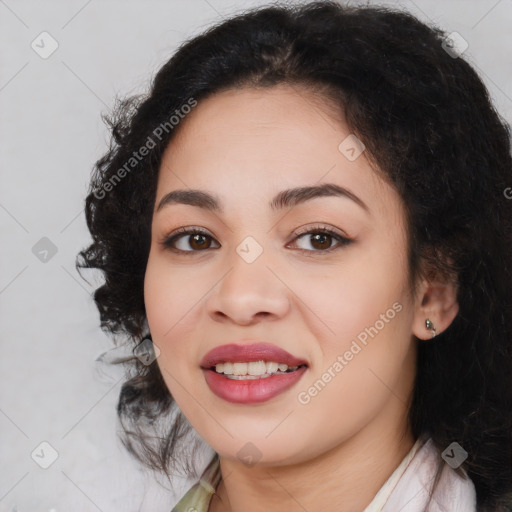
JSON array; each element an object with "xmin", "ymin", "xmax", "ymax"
[{"xmin": 364, "ymin": 437, "xmax": 477, "ymax": 512}]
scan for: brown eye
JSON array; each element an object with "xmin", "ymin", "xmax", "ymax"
[
  {"xmin": 308, "ymin": 232, "xmax": 333, "ymax": 250},
  {"xmin": 290, "ymin": 226, "xmax": 353, "ymax": 254},
  {"xmin": 162, "ymin": 228, "xmax": 220, "ymax": 252},
  {"xmin": 184, "ymin": 233, "xmax": 213, "ymax": 250}
]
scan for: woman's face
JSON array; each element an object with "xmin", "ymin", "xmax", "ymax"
[{"xmin": 144, "ymin": 84, "xmax": 419, "ymax": 465}]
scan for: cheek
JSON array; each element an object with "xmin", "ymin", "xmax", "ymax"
[
  {"xmin": 338, "ymin": 236, "xmax": 408, "ymax": 336},
  {"xmin": 143, "ymin": 251, "xmax": 197, "ymax": 366},
  {"xmin": 144, "ymin": 253, "xmax": 203, "ymax": 406},
  {"xmin": 295, "ymin": 303, "xmax": 413, "ymax": 454},
  {"xmin": 288, "ymin": 249, "xmax": 406, "ymax": 347},
  {"xmin": 302, "ymin": 274, "xmax": 409, "ymax": 385},
  {"xmin": 144, "ymin": 249, "xmax": 203, "ymax": 337},
  {"xmin": 292, "ymin": 238, "xmax": 413, "ymax": 402}
]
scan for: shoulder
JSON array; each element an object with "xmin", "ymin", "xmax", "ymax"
[
  {"xmin": 427, "ymin": 439, "xmax": 477, "ymax": 512},
  {"xmin": 170, "ymin": 452, "xmax": 221, "ymax": 512},
  {"xmin": 382, "ymin": 437, "xmax": 477, "ymax": 512}
]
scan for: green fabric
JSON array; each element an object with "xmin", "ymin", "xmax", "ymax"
[{"xmin": 171, "ymin": 453, "xmax": 221, "ymax": 512}]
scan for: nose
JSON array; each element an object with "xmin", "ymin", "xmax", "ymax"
[{"xmin": 206, "ymin": 248, "xmax": 290, "ymax": 326}]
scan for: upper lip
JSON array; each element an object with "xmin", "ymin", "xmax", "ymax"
[{"xmin": 200, "ymin": 342, "xmax": 308, "ymax": 368}]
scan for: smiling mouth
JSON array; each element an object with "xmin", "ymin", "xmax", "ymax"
[{"xmin": 202, "ymin": 359, "xmax": 309, "ymax": 404}]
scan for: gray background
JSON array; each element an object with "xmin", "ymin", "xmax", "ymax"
[{"xmin": 1, "ymin": 0, "xmax": 511, "ymax": 510}]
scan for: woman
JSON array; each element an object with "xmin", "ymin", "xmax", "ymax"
[{"xmin": 77, "ymin": 1, "xmax": 512, "ymax": 511}]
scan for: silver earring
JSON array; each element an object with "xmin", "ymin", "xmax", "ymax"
[{"xmin": 425, "ymin": 318, "xmax": 437, "ymax": 338}]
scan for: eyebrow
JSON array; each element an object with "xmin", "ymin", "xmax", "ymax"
[{"xmin": 155, "ymin": 183, "xmax": 370, "ymax": 215}]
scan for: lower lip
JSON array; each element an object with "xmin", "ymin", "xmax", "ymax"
[{"xmin": 202, "ymin": 366, "xmax": 308, "ymax": 404}]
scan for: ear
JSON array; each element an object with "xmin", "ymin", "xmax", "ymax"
[{"xmin": 412, "ymin": 273, "xmax": 459, "ymax": 340}]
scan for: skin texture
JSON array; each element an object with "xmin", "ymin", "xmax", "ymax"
[{"xmin": 143, "ymin": 84, "xmax": 459, "ymax": 512}]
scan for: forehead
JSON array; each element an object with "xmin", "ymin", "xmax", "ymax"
[{"xmin": 156, "ymin": 85, "xmax": 401, "ymax": 223}]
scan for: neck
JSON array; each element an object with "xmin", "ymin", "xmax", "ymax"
[{"xmin": 209, "ymin": 404, "xmax": 416, "ymax": 512}]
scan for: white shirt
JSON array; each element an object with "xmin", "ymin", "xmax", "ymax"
[{"xmin": 363, "ymin": 436, "xmax": 477, "ymax": 512}]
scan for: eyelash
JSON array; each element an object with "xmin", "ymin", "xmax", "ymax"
[{"xmin": 160, "ymin": 224, "xmax": 353, "ymax": 256}]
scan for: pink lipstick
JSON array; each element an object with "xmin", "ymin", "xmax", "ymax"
[{"xmin": 200, "ymin": 342, "xmax": 308, "ymax": 404}]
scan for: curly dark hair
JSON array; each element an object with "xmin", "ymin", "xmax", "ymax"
[{"xmin": 76, "ymin": 1, "xmax": 512, "ymax": 509}]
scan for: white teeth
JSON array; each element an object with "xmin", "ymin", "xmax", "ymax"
[
  {"xmin": 248, "ymin": 361, "xmax": 267, "ymax": 375},
  {"xmin": 266, "ymin": 361, "xmax": 279, "ymax": 373},
  {"xmin": 214, "ymin": 360, "xmax": 301, "ymax": 377},
  {"xmin": 233, "ymin": 362, "xmax": 249, "ymax": 376}
]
